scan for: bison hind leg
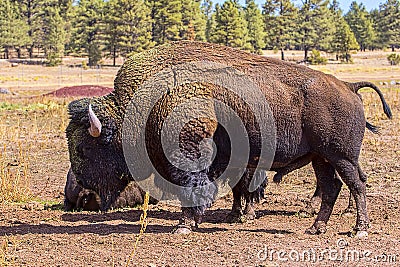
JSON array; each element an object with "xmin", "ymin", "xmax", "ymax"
[{"xmin": 306, "ymin": 157, "xmax": 342, "ymax": 235}]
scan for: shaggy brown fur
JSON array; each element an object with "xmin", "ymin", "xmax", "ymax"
[{"xmin": 66, "ymin": 41, "xmax": 391, "ymax": 235}]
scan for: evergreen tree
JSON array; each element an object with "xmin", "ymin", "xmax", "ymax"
[
  {"xmin": 329, "ymin": 0, "xmax": 341, "ymax": 14},
  {"xmin": 104, "ymin": 0, "xmax": 154, "ymax": 65},
  {"xmin": 375, "ymin": 0, "xmax": 400, "ymax": 51},
  {"xmin": 71, "ymin": 0, "xmax": 105, "ymax": 66},
  {"xmin": 332, "ymin": 16, "xmax": 359, "ymax": 62},
  {"xmin": 297, "ymin": 0, "xmax": 334, "ymax": 61},
  {"xmin": 181, "ymin": 0, "xmax": 206, "ymax": 41},
  {"xmin": 345, "ymin": 2, "xmax": 376, "ymax": 51},
  {"xmin": 42, "ymin": 6, "xmax": 66, "ymax": 65},
  {"xmin": 245, "ymin": 0, "xmax": 265, "ymax": 53},
  {"xmin": 0, "ymin": 0, "xmax": 30, "ymax": 58},
  {"xmin": 15, "ymin": 0, "xmax": 42, "ymax": 58},
  {"xmin": 15, "ymin": 0, "xmax": 71, "ymax": 58},
  {"xmin": 149, "ymin": 0, "xmax": 182, "ymax": 45},
  {"xmin": 263, "ymin": 0, "xmax": 298, "ymax": 60},
  {"xmin": 369, "ymin": 8, "xmax": 384, "ymax": 50},
  {"xmin": 211, "ymin": 0, "xmax": 248, "ymax": 49},
  {"xmin": 202, "ymin": 0, "xmax": 214, "ymax": 42}
]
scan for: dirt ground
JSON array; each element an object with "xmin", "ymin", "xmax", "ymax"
[{"xmin": 0, "ymin": 52, "xmax": 399, "ymax": 266}]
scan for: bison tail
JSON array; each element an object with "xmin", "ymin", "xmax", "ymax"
[
  {"xmin": 346, "ymin": 82, "xmax": 392, "ymax": 134},
  {"xmin": 348, "ymin": 81, "xmax": 392, "ymax": 120},
  {"xmin": 366, "ymin": 121, "xmax": 379, "ymax": 134}
]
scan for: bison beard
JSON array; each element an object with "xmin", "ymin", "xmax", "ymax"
[{"xmin": 66, "ymin": 41, "xmax": 392, "ymax": 237}]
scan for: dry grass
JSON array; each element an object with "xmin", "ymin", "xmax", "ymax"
[
  {"xmin": 0, "ymin": 97, "xmax": 71, "ymax": 204},
  {"xmin": 125, "ymin": 192, "xmax": 150, "ymax": 267},
  {"xmin": 0, "ymin": 236, "xmax": 21, "ymax": 266}
]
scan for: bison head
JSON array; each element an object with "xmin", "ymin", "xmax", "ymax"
[{"xmin": 66, "ymin": 98, "xmax": 129, "ymax": 211}]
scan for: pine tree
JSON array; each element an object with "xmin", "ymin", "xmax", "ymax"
[
  {"xmin": 70, "ymin": 0, "xmax": 105, "ymax": 66},
  {"xmin": 0, "ymin": 0, "xmax": 30, "ymax": 58},
  {"xmin": 149, "ymin": 0, "xmax": 182, "ymax": 45},
  {"xmin": 104, "ymin": 0, "xmax": 154, "ymax": 65},
  {"xmin": 211, "ymin": 0, "xmax": 248, "ymax": 49},
  {"xmin": 202, "ymin": 0, "xmax": 214, "ymax": 42},
  {"xmin": 42, "ymin": 6, "xmax": 66, "ymax": 65},
  {"xmin": 345, "ymin": 2, "xmax": 376, "ymax": 51},
  {"xmin": 297, "ymin": 0, "xmax": 335, "ymax": 61},
  {"xmin": 181, "ymin": 0, "xmax": 206, "ymax": 41},
  {"xmin": 263, "ymin": 0, "xmax": 298, "ymax": 60},
  {"xmin": 329, "ymin": 0, "xmax": 341, "ymax": 14},
  {"xmin": 375, "ymin": 0, "xmax": 400, "ymax": 51},
  {"xmin": 332, "ymin": 16, "xmax": 359, "ymax": 62},
  {"xmin": 15, "ymin": 0, "xmax": 71, "ymax": 58},
  {"xmin": 244, "ymin": 0, "xmax": 265, "ymax": 53},
  {"xmin": 15, "ymin": 0, "xmax": 41, "ymax": 58}
]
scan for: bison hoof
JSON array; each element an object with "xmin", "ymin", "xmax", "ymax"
[
  {"xmin": 225, "ymin": 212, "xmax": 246, "ymax": 223},
  {"xmin": 173, "ymin": 225, "xmax": 192, "ymax": 234},
  {"xmin": 354, "ymin": 230, "xmax": 368, "ymax": 239},
  {"xmin": 305, "ymin": 221, "xmax": 326, "ymax": 235}
]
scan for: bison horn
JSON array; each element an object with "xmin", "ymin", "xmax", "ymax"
[{"xmin": 88, "ymin": 104, "xmax": 102, "ymax": 137}]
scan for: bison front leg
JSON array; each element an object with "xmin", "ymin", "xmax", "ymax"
[
  {"xmin": 306, "ymin": 157, "xmax": 342, "ymax": 235},
  {"xmin": 226, "ymin": 182, "xmax": 246, "ymax": 223},
  {"xmin": 226, "ymin": 169, "xmax": 266, "ymax": 223}
]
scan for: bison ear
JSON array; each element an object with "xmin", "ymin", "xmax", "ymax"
[{"xmin": 88, "ymin": 104, "xmax": 102, "ymax": 137}]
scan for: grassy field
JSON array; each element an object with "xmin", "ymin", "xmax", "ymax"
[{"xmin": 0, "ymin": 51, "xmax": 399, "ymax": 266}]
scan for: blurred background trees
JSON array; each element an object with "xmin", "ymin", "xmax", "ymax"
[{"xmin": 0, "ymin": 0, "xmax": 399, "ymax": 65}]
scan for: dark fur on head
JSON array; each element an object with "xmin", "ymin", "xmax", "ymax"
[
  {"xmin": 66, "ymin": 98, "xmax": 130, "ymax": 211},
  {"xmin": 64, "ymin": 168, "xmax": 157, "ymax": 211}
]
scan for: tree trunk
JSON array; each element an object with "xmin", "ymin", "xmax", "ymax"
[
  {"xmin": 28, "ymin": 46, "xmax": 33, "ymax": 58},
  {"xmin": 392, "ymin": 45, "xmax": 395, "ymax": 52},
  {"xmin": 304, "ymin": 48, "xmax": 309, "ymax": 61},
  {"xmin": 281, "ymin": 48, "xmax": 285, "ymax": 61},
  {"xmin": 113, "ymin": 45, "xmax": 116, "ymax": 67}
]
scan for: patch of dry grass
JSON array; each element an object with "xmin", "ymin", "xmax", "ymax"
[
  {"xmin": 0, "ymin": 97, "xmax": 70, "ymax": 204},
  {"xmin": 0, "ymin": 236, "xmax": 21, "ymax": 266}
]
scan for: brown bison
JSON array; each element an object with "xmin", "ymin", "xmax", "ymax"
[{"xmin": 66, "ymin": 41, "xmax": 391, "ymax": 237}]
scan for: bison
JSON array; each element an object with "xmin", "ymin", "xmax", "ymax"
[{"xmin": 66, "ymin": 41, "xmax": 391, "ymax": 237}]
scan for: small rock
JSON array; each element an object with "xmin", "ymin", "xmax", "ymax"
[
  {"xmin": 390, "ymin": 80, "xmax": 396, "ymax": 85},
  {"xmin": 11, "ymin": 63, "xmax": 19, "ymax": 67},
  {"xmin": 0, "ymin": 88, "xmax": 11, "ymax": 94},
  {"xmin": 23, "ymin": 201, "xmax": 45, "ymax": 211}
]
